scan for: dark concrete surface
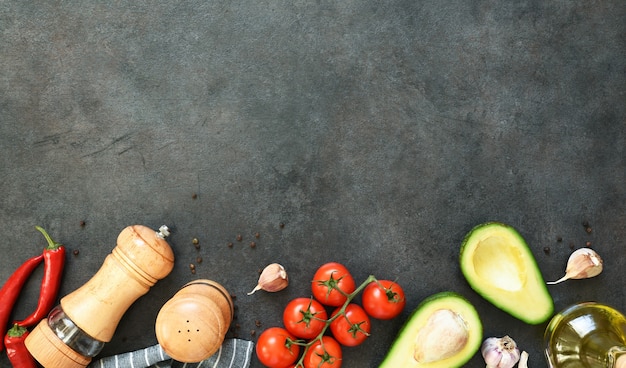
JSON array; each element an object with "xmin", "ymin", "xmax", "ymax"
[{"xmin": 1, "ymin": 1, "xmax": 625, "ymax": 367}]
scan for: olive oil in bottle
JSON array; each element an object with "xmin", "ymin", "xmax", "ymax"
[{"xmin": 544, "ymin": 302, "xmax": 626, "ymax": 368}]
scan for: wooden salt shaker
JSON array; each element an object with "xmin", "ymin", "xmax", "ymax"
[
  {"xmin": 155, "ymin": 279, "xmax": 234, "ymax": 363},
  {"xmin": 25, "ymin": 225, "xmax": 175, "ymax": 368}
]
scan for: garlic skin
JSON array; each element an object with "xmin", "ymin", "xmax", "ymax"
[
  {"xmin": 248, "ymin": 263, "xmax": 288, "ymax": 295},
  {"xmin": 547, "ymin": 248, "xmax": 603, "ymax": 285},
  {"xmin": 481, "ymin": 336, "xmax": 520, "ymax": 368}
]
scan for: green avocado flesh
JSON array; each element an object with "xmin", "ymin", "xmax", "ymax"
[
  {"xmin": 379, "ymin": 292, "xmax": 482, "ymax": 368},
  {"xmin": 459, "ymin": 222, "xmax": 554, "ymax": 324}
]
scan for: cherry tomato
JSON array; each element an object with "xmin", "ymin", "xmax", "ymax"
[
  {"xmin": 256, "ymin": 327, "xmax": 300, "ymax": 368},
  {"xmin": 311, "ymin": 262, "xmax": 356, "ymax": 306},
  {"xmin": 362, "ymin": 280, "xmax": 406, "ymax": 320},
  {"xmin": 329, "ymin": 303, "xmax": 371, "ymax": 346},
  {"xmin": 283, "ymin": 297, "xmax": 329, "ymax": 339},
  {"xmin": 303, "ymin": 336, "xmax": 342, "ymax": 368}
]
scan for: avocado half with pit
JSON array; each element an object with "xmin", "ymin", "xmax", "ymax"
[
  {"xmin": 460, "ymin": 222, "xmax": 554, "ymax": 324},
  {"xmin": 379, "ymin": 291, "xmax": 482, "ymax": 368}
]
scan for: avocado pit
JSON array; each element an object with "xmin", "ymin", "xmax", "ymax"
[{"xmin": 413, "ymin": 308, "xmax": 469, "ymax": 363}]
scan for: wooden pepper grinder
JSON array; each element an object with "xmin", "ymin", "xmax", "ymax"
[
  {"xmin": 155, "ymin": 279, "xmax": 234, "ymax": 363},
  {"xmin": 25, "ymin": 225, "xmax": 175, "ymax": 368}
]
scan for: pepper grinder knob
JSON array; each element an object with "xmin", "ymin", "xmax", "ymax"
[{"xmin": 25, "ymin": 225, "xmax": 175, "ymax": 368}]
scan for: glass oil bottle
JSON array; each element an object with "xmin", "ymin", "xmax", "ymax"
[{"xmin": 545, "ymin": 302, "xmax": 626, "ymax": 368}]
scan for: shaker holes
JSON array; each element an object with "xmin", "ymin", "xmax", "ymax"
[{"xmin": 177, "ymin": 320, "xmax": 201, "ymax": 342}]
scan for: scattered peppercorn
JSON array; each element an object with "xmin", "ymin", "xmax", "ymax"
[
  {"xmin": 255, "ymin": 320, "xmax": 262, "ymax": 327},
  {"xmin": 250, "ymin": 330, "xmax": 256, "ymax": 336},
  {"xmin": 72, "ymin": 249, "xmax": 79, "ymax": 256},
  {"xmin": 582, "ymin": 220, "xmax": 589, "ymax": 228},
  {"xmin": 586, "ymin": 227, "xmax": 592, "ymax": 234},
  {"xmin": 236, "ymin": 235, "xmax": 243, "ymax": 241},
  {"xmin": 557, "ymin": 236, "xmax": 562, "ymax": 242},
  {"xmin": 79, "ymin": 220, "xmax": 86, "ymax": 228},
  {"xmin": 586, "ymin": 241, "xmax": 592, "ymax": 247},
  {"xmin": 543, "ymin": 247, "xmax": 551, "ymax": 255},
  {"xmin": 279, "ymin": 222, "xmax": 285, "ymax": 228},
  {"xmin": 230, "ymin": 294, "xmax": 236, "ymax": 300},
  {"xmin": 192, "ymin": 193, "xmax": 198, "ymax": 199},
  {"xmin": 249, "ymin": 242, "xmax": 256, "ymax": 248},
  {"xmin": 569, "ymin": 242, "xmax": 576, "ymax": 250},
  {"xmin": 254, "ymin": 232, "xmax": 260, "ymax": 238}
]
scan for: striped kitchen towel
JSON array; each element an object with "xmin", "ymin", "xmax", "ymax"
[{"xmin": 88, "ymin": 338, "xmax": 254, "ymax": 368}]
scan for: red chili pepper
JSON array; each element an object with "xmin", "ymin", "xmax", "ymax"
[
  {"xmin": 0, "ymin": 254, "xmax": 43, "ymax": 352},
  {"xmin": 15, "ymin": 226, "xmax": 66, "ymax": 329},
  {"xmin": 5, "ymin": 324, "xmax": 38, "ymax": 368}
]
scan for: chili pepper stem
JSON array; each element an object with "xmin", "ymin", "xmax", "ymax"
[
  {"xmin": 7, "ymin": 324, "xmax": 27, "ymax": 337},
  {"xmin": 35, "ymin": 226, "xmax": 63, "ymax": 251}
]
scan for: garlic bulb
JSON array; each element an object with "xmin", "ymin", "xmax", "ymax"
[
  {"xmin": 547, "ymin": 248, "xmax": 603, "ymax": 285},
  {"xmin": 481, "ymin": 336, "xmax": 520, "ymax": 368},
  {"xmin": 248, "ymin": 263, "xmax": 288, "ymax": 295}
]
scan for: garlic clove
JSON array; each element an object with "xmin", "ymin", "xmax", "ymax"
[
  {"xmin": 518, "ymin": 351, "xmax": 529, "ymax": 368},
  {"xmin": 481, "ymin": 336, "xmax": 520, "ymax": 368},
  {"xmin": 248, "ymin": 263, "xmax": 288, "ymax": 295},
  {"xmin": 547, "ymin": 248, "xmax": 603, "ymax": 285}
]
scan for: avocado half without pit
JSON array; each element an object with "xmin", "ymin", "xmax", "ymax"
[
  {"xmin": 460, "ymin": 222, "xmax": 554, "ymax": 324},
  {"xmin": 379, "ymin": 292, "xmax": 482, "ymax": 368}
]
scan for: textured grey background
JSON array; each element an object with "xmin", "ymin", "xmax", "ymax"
[{"xmin": 1, "ymin": 1, "xmax": 625, "ymax": 367}]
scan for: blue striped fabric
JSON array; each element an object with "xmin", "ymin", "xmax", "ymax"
[{"xmin": 87, "ymin": 339, "xmax": 254, "ymax": 368}]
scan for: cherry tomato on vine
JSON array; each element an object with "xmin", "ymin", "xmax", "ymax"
[
  {"xmin": 362, "ymin": 280, "xmax": 406, "ymax": 320},
  {"xmin": 303, "ymin": 336, "xmax": 343, "ymax": 368},
  {"xmin": 311, "ymin": 262, "xmax": 356, "ymax": 307},
  {"xmin": 256, "ymin": 327, "xmax": 300, "ymax": 368},
  {"xmin": 283, "ymin": 297, "xmax": 328, "ymax": 339},
  {"xmin": 329, "ymin": 303, "xmax": 371, "ymax": 346}
]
